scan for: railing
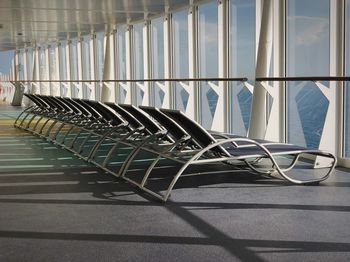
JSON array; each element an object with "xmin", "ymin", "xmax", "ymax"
[
  {"xmin": 2, "ymin": 77, "xmax": 250, "ymax": 134},
  {"xmin": 256, "ymin": 76, "xmax": 350, "ymax": 81}
]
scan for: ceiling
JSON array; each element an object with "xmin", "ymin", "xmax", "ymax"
[{"xmin": 0, "ymin": 0, "xmax": 193, "ymax": 51}]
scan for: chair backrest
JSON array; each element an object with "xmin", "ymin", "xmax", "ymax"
[
  {"xmin": 51, "ymin": 96, "xmax": 73, "ymax": 113},
  {"xmin": 105, "ymin": 102, "xmax": 142, "ymax": 129},
  {"xmin": 84, "ymin": 100, "xmax": 124, "ymax": 125},
  {"xmin": 139, "ymin": 106, "xmax": 188, "ymax": 141},
  {"xmin": 73, "ymin": 98, "xmax": 102, "ymax": 119},
  {"xmin": 160, "ymin": 109, "xmax": 227, "ymax": 155},
  {"xmin": 55, "ymin": 96, "xmax": 80, "ymax": 114},
  {"xmin": 119, "ymin": 104, "xmax": 164, "ymax": 135},
  {"xmin": 44, "ymin": 96, "xmax": 66, "ymax": 112},
  {"xmin": 37, "ymin": 95, "xmax": 59, "ymax": 110},
  {"xmin": 24, "ymin": 94, "xmax": 48, "ymax": 109},
  {"xmin": 63, "ymin": 97, "xmax": 91, "ymax": 117}
]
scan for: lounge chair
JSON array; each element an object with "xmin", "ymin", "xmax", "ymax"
[{"xmin": 115, "ymin": 107, "xmax": 336, "ymax": 201}]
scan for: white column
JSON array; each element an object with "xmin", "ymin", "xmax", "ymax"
[
  {"xmin": 44, "ymin": 46, "xmax": 50, "ymax": 95},
  {"xmin": 67, "ymin": 40, "xmax": 74, "ymax": 98},
  {"xmin": 125, "ymin": 26, "xmax": 132, "ymax": 104},
  {"xmin": 264, "ymin": 0, "xmax": 285, "ymax": 142},
  {"xmin": 22, "ymin": 48, "xmax": 31, "ymax": 106},
  {"xmin": 187, "ymin": 5, "xmax": 197, "ymax": 121},
  {"xmin": 142, "ymin": 21, "xmax": 151, "ymax": 106},
  {"xmin": 163, "ymin": 14, "xmax": 172, "ymax": 109},
  {"xmin": 76, "ymin": 38, "xmax": 83, "ymax": 98},
  {"xmin": 89, "ymin": 34, "xmax": 96, "ymax": 100},
  {"xmin": 248, "ymin": 0, "xmax": 273, "ymax": 139},
  {"xmin": 32, "ymin": 46, "xmax": 40, "ymax": 94},
  {"xmin": 54, "ymin": 43, "xmax": 60, "ymax": 96},
  {"xmin": 101, "ymin": 31, "xmax": 116, "ymax": 102},
  {"xmin": 211, "ymin": 0, "xmax": 228, "ymax": 132}
]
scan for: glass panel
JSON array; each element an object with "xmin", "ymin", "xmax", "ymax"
[
  {"xmin": 95, "ymin": 32, "xmax": 105, "ymax": 101},
  {"xmin": 82, "ymin": 35, "xmax": 92, "ymax": 99},
  {"xmin": 0, "ymin": 50, "xmax": 13, "ymax": 75},
  {"xmin": 229, "ymin": 0, "xmax": 255, "ymax": 135},
  {"xmin": 287, "ymin": 0, "xmax": 330, "ymax": 149},
  {"xmin": 172, "ymin": 9, "xmax": 189, "ymax": 112},
  {"xmin": 116, "ymin": 27, "xmax": 127, "ymax": 103},
  {"xmin": 151, "ymin": 17, "xmax": 165, "ymax": 107},
  {"xmin": 133, "ymin": 23, "xmax": 144, "ymax": 105},
  {"xmin": 18, "ymin": 50, "xmax": 25, "ymax": 80},
  {"xmin": 345, "ymin": 0, "xmax": 350, "ymax": 157},
  {"xmin": 198, "ymin": 1, "xmax": 218, "ymax": 129}
]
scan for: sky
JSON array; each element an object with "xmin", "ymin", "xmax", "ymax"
[{"xmin": 0, "ymin": 50, "xmax": 14, "ymax": 74}]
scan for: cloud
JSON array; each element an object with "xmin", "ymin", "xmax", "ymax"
[{"xmin": 288, "ymin": 16, "xmax": 329, "ymax": 46}]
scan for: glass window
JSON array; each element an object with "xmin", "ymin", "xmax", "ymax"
[
  {"xmin": 0, "ymin": 50, "xmax": 14, "ymax": 75},
  {"xmin": 172, "ymin": 9, "xmax": 189, "ymax": 112},
  {"xmin": 18, "ymin": 49, "xmax": 26, "ymax": 80},
  {"xmin": 229, "ymin": 0, "xmax": 255, "ymax": 135},
  {"xmin": 115, "ymin": 27, "xmax": 127, "ymax": 103},
  {"xmin": 345, "ymin": 0, "xmax": 350, "ymax": 157},
  {"xmin": 69, "ymin": 39, "xmax": 78, "ymax": 81},
  {"xmin": 116, "ymin": 28, "xmax": 127, "ymax": 80},
  {"xmin": 151, "ymin": 16, "xmax": 165, "ymax": 107},
  {"xmin": 133, "ymin": 23, "xmax": 144, "ymax": 105},
  {"xmin": 26, "ymin": 48, "xmax": 33, "ymax": 81},
  {"xmin": 198, "ymin": 1, "xmax": 218, "ymax": 129},
  {"xmin": 287, "ymin": 0, "xmax": 330, "ymax": 149}
]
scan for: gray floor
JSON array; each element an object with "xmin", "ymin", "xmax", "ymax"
[{"xmin": 0, "ymin": 106, "xmax": 350, "ymax": 262}]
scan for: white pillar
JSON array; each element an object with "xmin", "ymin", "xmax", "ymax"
[
  {"xmin": 211, "ymin": 0, "xmax": 228, "ymax": 132},
  {"xmin": 163, "ymin": 14, "xmax": 171, "ymax": 109},
  {"xmin": 125, "ymin": 26, "xmax": 132, "ymax": 104},
  {"xmin": 101, "ymin": 32, "xmax": 115, "ymax": 102},
  {"xmin": 264, "ymin": 0, "xmax": 285, "ymax": 142},
  {"xmin": 76, "ymin": 38, "xmax": 83, "ymax": 98},
  {"xmin": 32, "ymin": 46, "xmax": 39, "ymax": 94},
  {"xmin": 142, "ymin": 21, "xmax": 151, "ymax": 106},
  {"xmin": 248, "ymin": 0, "xmax": 273, "ymax": 139},
  {"xmin": 187, "ymin": 5, "xmax": 197, "ymax": 121},
  {"xmin": 89, "ymin": 34, "xmax": 96, "ymax": 100}
]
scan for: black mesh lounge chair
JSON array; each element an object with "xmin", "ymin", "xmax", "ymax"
[
  {"xmin": 161, "ymin": 109, "xmax": 336, "ymax": 180},
  {"xmin": 116, "ymin": 107, "xmax": 336, "ymax": 201}
]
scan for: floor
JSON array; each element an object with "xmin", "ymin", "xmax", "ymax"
[{"xmin": 0, "ymin": 105, "xmax": 350, "ymax": 262}]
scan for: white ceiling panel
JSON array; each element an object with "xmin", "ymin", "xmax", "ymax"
[{"xmin": 0, "ymin": 0, "xmax": 191, "ymax": 51}]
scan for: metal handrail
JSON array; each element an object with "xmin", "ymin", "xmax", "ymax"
[
  {"xmin": 0, "ymin": 77, "xmax": 248, "ymax": 83},
  {"xmin": 256, "ymin": 76, "xmax": 350, "ymax": 82}
]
